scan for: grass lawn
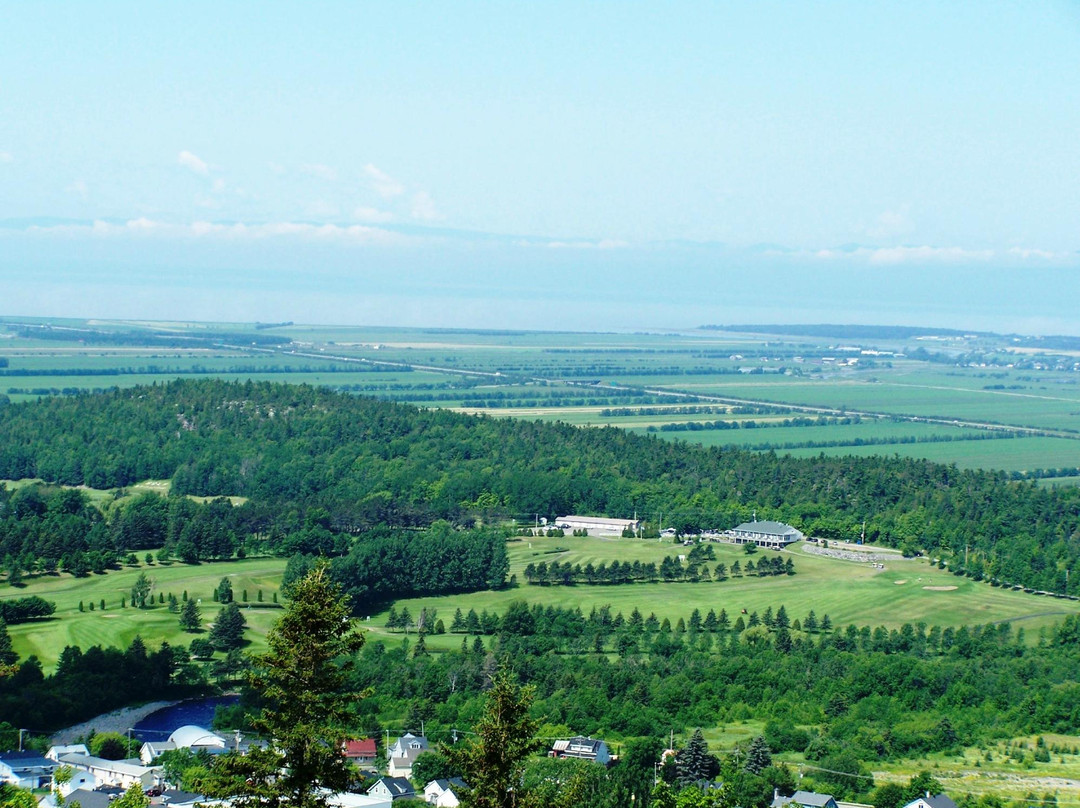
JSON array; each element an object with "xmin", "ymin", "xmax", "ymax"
[
  {"xmin": 2, "ymin": 557, "xmax": 287, "ymax": 670},
  {"xmin": 366, "ymin": 535, "xmax": 1080, "ymax": 650}
]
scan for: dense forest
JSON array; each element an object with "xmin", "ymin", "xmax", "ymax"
[{"xmin": 1, "ymin": 380, "xmax": 1078, "ymax": 594}]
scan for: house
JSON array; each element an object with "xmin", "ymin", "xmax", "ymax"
[
  {"xmin": 343, "ymin": 738, "xmax": 378, "ymax": 767},
  {"xmin": 728, "ymin": 521, "xmax": 804, "ymax": 549},
  {"xmin": 549, "ymin": 736, "xmax": 611, "ymax": 765},
  {"xmin": 139, "ymin": 741, "xmax": 177, "ymax": 765},
  {"xmin": 327, "ymin": 792, "xmax": 391, "ymax": 808},
  {"xmin": 773, "ymin": 790, "xmax": 838, "ymax": 808},
  {"xmin": 386, "ymin": 733, "xmax": 428, "ymax": 779},
  {"xmin": 367, "ymin": 776, "xmax": 416, "ymax": 801},
  {"xmin": 903, "ymin": 794, "xmax": 959, "ymax": 808},
  {"xmin": 46, "ymin": 744, "xmax": 90, "ymax": 762},
  {"xmin": 424, "ymin": 777, "xmax": 467, "ymax": 807},
  {"xmin": 40, "ymin": 787, "xmax": 117, "ymax": 808},
  {"xmin": 555, "ymin": 515, "xmax": 640, "ymax": 536},
  {"xmin": 0, "ymin": 751, "xmax": 57, "ymax": 789},
  {"xmin": 58, "ymin": 753, "xmax": 159, "ymax": 790}
]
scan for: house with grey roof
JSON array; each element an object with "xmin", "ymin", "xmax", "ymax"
[
  {"xmin": 58, "ymin": 753, "xmax": 159, "ymax": 790},
  {"xmin": 386, "ymin": 733, "xmax": 428, "ymax": 779},
  {"xmin": 0, "ymin": 751, "xmax": 57, "ymax": 789},
  {"xmin": 773, "ymin": 790, "xmax": 838, "ymax": 808},
  {"xmin": 728, "ymin": 521, "xmax": 804, "ymax": 549},
  {"xmin": 903, "ymin": 794, "xmax": 959, "ymax": 808},
  {"xmin": 549, "ymin": 736, "xmax": 611, "ymax": 765},
  {"xmin": 368, "ymin": 776, "xmax": 416, "ymax": 801},
  {"xmin": 424, "ymin": 777, "xmax": 467, "ymax": 807}
]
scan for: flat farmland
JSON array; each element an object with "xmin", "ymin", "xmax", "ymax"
[{"xmin": 782, "ymin": 435, "xmax": 1080, "ymax": 471}]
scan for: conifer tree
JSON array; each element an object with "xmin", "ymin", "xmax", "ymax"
[
  {"xmin": 677, "ymin": 729, "xmax": 718, "ymax": 785},
  {"xmin": 744, "ymin": 735, "xmax": 773, "ymax": 774},
  {"xmin": 194, "ymin": 562, "xmax": 364, "ymax": 808},
  {"xmin": 179, "ymin": 597, "xmax": 201, "ymax": 632}
]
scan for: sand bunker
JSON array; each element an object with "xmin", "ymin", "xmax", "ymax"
[
  {"xmin": 894, "ymin": 580, "xmax": 907, "ymax": 585},
  {"xmin": 923, "ymin": 585, "xmax": 958, "ymax": 591}
]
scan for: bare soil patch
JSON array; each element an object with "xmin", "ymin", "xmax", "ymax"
[{"xmin": 923, "ymin": 585, "xmax": 959, "ymax": 591}]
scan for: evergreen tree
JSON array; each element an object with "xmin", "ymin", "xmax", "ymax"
[
  {"xmin": 0, "ymin": 618, "xmax": 16, "ymax": 666},
  {"xmin": 677, "ymin": 729, "xmax": 718, "ymax": 786},
  {"xmin": 194, "ymin": 562, "xmax": 365, "ymax": 808},
  {"xmin": 210, "ymin": 603, "xmax": 247, "ymax": 651},
  {"xmin": 179, "ymin": 598, "xmax": 202, "ymax": 632},
  {"xmin": 131, "ymin": 572, "xmax": 152, "ymax": 608},
  {"xmin": 744, "ymin": 735, "xmax": 773, "ymax": 774},
  {"xmin": 442, "ymin": 667, "xmax": 545, "ymax": 808},
  {"xmin": 215, "ymin": 577, "xmax": 234, "ymax": 604},
  {"xmin": 451, "ymin": 608, "xmax": 465, "ymax": 632}
]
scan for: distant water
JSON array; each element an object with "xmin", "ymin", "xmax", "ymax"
[{"xmin": 131, "ymin": 696, "xmax": 239, "ymax": 742}]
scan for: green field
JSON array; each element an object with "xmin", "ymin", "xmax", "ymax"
[
  {"xmin": 6, "ymin": 316, "xmax": 1080, "ymax": 472},
  {"xmin": 1, "ymin": 557, "xmax": 287, "ymax": 669},
  {"xmin": 366, "ymin": 535, "xmax": 1080, "ymax": 650}
]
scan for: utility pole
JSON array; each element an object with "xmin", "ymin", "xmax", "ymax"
[{"xmin": 19, "ymin": 728, "xmax": 26, "ymax": 751}]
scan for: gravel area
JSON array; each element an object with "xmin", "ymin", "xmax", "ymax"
[{"xmin": 51, "ymin": 701, "xmax": 180, "ymax": 745}]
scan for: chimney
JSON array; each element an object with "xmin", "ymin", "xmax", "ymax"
[{"xmin": 926, "ymin": 792, "xmax": 931, "ymax": 800}]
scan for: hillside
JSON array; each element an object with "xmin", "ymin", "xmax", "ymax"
[{"xmin": 1, "ymin": 380, "xmax": 1079, "ymax": 594}]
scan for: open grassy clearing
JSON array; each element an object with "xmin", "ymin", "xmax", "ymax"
[
  {"xmin": 623, "ymin": 420, "xmax": 992, "ymax": 445},
  {"xmin": 1, "ymin": 557, "xmax": 287, "ymax": 670},
  {"xmin": 367, "ymin": 535, "xmax": 1080, "ymax": 650},
  {"xmin": 873, "ymin": 735, "xmax": 1080, "ymax": 803}
]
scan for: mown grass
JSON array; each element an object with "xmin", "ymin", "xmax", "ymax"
[
  {"xmin": 368, "ymin": 535, "xmax": 1080, "ymax": 650},
  {"xmin": 1, "ymin": 557, "xmax": 287, "ymax": 670}
]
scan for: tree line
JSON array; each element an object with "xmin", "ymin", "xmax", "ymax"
[{"xmin": 1, "ymin": 379, "xmax": 1079, "ymax": 594}]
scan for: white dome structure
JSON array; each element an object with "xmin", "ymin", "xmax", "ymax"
[{"xmin": 168, "ymin": 725, "xmax": 226, "ymax": 749}]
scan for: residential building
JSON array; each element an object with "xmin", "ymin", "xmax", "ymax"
[
  {"xmin": 549, "ymin": 736, "xmax": 611, "ymax": 765},
  {"xmin": 45, "ymin": 745, "xmax": 89, "ymax": 762},
  {"xmin": 58, "ymin": 753, "xmax": 158, "ymax": 790},
  {"xmin": 387, "ymin": 733, "xmax": 428, "ymax": 779},
  {"xmin": 424, "ymin": 777, "xmax": 467, "ymax": 807},
  {"xmin": 773, "ymin": 790, "xmax": 838, "ymax": 808},
  {"xmin": 367, "ymin": 776, "xmax": 416, "ymax": 802},
  {"xmin": 343, "ymin": 738, "xmax": 378, "ymax": 767},
  {"xmin": 0, "ymin": 751, "xmax": 57, "ymax": 789},
  {"xmin": 903, "ymin": 794, "xmax": 959, "ymax": 808}
]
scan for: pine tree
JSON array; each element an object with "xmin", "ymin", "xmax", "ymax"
[
  {"xmin": 0, "ymin": 618, "xmax": 17, "ymax": 666},
  {"xmin": 451, "ymin": 607, "xmax": 465, "ymax": 632}
]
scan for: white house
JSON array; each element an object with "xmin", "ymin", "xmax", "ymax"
[
  {"xmin": 424, "ymin": 777, "xmax": 467, "ymax": 807},
  {"xmin": 46, "ymin": 744, "xmax": 89, "ymax": 762},
  {"xmin": 58, "ymin": 753, "xmax": 159, "ymax": 790},
  {"xmin": 903, "ymin": 794, "xmax": 959, "ymax": 808},
  {"xmin": 139, "ymin": 741, "xmax": 177, "ymax": 765},
  {"xmin": 0, "ymin": 751, "xmax": 57, "ymax": 789},
  {"xmin": 386, "ymin": 733, "xmax": 428, "ymax": 779}
]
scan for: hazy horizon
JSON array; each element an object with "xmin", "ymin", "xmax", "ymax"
[{"xmin": 3, "ymin": 3, "xmax": 1079, "ymax": 335}]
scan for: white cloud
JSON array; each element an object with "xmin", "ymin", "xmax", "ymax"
[
  {"xmin": 353, "ymin": 206, "xmax": 394, "ymax": 223},
  {"xmin": 25, "ymin": 218, "xmax": 404, "ymax": 245},
  {"xmin": 866, "ymin": 205, "xmax": 914, "ymax": 240},
  {"xmin": 178, "ymin": 150, "xmax": 209, "ymax": 175},
  {"xmin": 0, "ymin": 151, "xmax": 12, "ymax": 163},
  {"xmin": 1006, "ymin": 247, "xmax": 1069, "ymax": 261},
  {"xmin": 301, "ymin": 163, "xmax": 338, "ymax": 181},
  {"xmin": 410, "ymin": 190, "xmax": 440, "ymax": 221},
  {"xmin": 211, "ymin": 177, "xmax": 227, "ymax": 193},
  {"xmin": 363, "ymin": 163, "xmax": 405, "ymax": 198},
  {"xmin": 863, "ymin": 245, "xmax": 995, "ymax": 264}
]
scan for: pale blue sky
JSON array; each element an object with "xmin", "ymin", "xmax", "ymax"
[{"xmin": 2, "ymin": 2, "xmax": 1079, "ymax": 331}]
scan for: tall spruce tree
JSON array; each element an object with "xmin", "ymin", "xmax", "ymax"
[
  {"xmin": 677, "ymin": 729, "xmax": 718, "ymax": 786},
  {"xmin": 744, "ymin": 735, "xmax": 773, "ymax": 774},
  {"xmin": 442, "ymin": 667, "xmax": 544, "ymax": 808},
  {"xmin": 179, "ymin": 597, "xmax": 202, "ymax": 632},
  {"xmin": 194, "ymin": 562, "xmax": 365, "ymax": 808}
]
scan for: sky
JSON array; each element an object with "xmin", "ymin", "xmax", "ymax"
[{"xmin": 2, "ymin": 2, "xmax": 1080, "ymax": 333}]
